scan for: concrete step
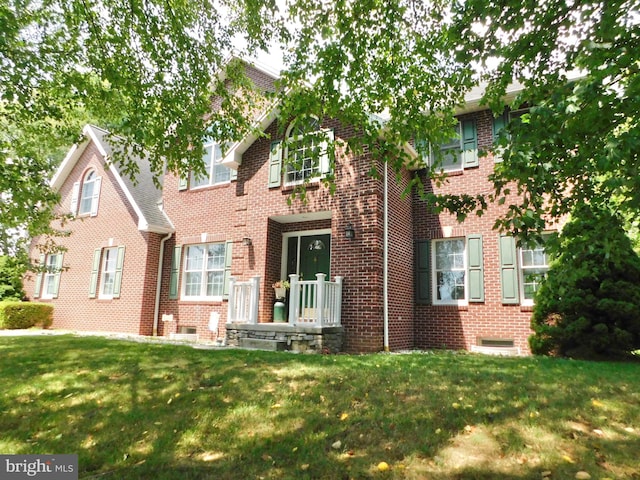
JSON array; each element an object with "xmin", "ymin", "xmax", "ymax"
[{"xmin": 238, "ymin": 337, "xmax": 287, "ymax": 351}]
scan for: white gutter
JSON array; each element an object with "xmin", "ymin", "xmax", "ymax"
[
  {"xmin": 383, "ymin": 161, "xmax": 390, "ymax": 352},
  {"xmin": 153, "ymin": 232, "xmax": 173, "ymax": 336}
]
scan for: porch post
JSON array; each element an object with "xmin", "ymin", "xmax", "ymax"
[
  {"xmin": 288, "ymin": 274, "xmax": 300, "ymax": 325},
  {"xmin": 315, "ymin": 273, "xmax": 326, "ymax": 326},
  {"xmin": 249, "ymin": 276, "xmax": 260, "ymax": 324},
  {"xmin": 227, "ymin": 276, "xmax": 237, "ymax": 322},
  {"xmin": 334, "ymin": 276, "xmax": 344, "ymax": 326}
]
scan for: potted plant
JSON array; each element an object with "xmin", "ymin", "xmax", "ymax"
[{"xmin": 272, "ymin": 280, "xmax": 290, "ymax": 300}]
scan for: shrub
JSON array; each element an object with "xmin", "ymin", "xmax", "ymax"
[
  {"xmin": 0, "ymin": 302, "xmax": 53, "ymax": 329},
  {"xmin": 0, "ymin": 256, "xmax": 26, "ymax": 301},
  {"xmin": 530, "ymin": 204, "xmax": 640, "ymax": 359}
]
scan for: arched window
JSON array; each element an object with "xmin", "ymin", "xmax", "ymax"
[{"xmin": 71, "ymin": 169, "xmax": 101, "ymax": 216}]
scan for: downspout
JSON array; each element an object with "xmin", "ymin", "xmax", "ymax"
[
  {"xmin": 383, "ymin": 161, "xmax": 390, "ymax": 352},
  {"xmin": 153, "ymin": 232, "xmax": 173, "ymax": 336}
]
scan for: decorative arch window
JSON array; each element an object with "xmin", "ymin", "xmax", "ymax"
[
  {"xmin": 70, "ymin": 169, "xmax": 102, "ymax": 216},
  {"xmin": 268, "ymin": 118, "xmax": 334, "ymax": 188}
]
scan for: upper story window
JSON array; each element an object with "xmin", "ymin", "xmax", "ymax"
[
  {"xmin": 519, "ymin": 239, "xmax": 550, "ymax": 306},
  {"xmin": 418, "ymin": 120, "xmax": 478, "ymax": 173},
  {"xmin": 285, "ymin": 117, "xmax": 327, "ymax": 185},
  {"xmin": 190, "ymin": 140, "xmax": 231, "ymax": 189},
  {"xmin": 492, "ymin": 107, "xmax": 530, "ymax": 162},
  {"xmin": 71, "ymin": 169, "xmax": 102, "ymax": 217},
  {"xmin": 183, "ymin": 243, "xmax": 226, "ymax": 300}
]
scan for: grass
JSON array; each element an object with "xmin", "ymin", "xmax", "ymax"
[{"xmin": 0, "ymin": 335, "xmax": 639, "ymax": 479}]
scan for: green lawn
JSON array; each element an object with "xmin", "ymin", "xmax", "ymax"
[{"xmin": 0, "ymin": 335, "xmax": 639, "ymax": 479}]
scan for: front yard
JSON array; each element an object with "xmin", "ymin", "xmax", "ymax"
[{"xmin": 0, "ymin": 334, "xmax": 638, "ymax": 479}]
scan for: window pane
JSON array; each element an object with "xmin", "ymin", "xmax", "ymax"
[
  {"xmin": 102, "ymin": 272, "xmax": 114, "ymax": 295},
  {"xmin": 185, "ymin": 272, "xmax": 202, "ymax": 296},
  {"xmin": 191, "ymin": 146, "xmax": 213, "ymax": 188},
  {"xmin": 207, "ymin": 244, "xmax": 225, "ymax": 269},
  {"xmin": 437, "ymin": 271, "xmax": 465, "ymax": 300},
  {"xmin": 186, "ymin": 246, "xmax": 204, "ymax": 271},
  {"xmin": 435, "ymin": 240, "xmax": 464, "ymax": 269},
  {"xmin": 523, "ymin": 268, "xmax": 546, "ymax": 299},
  {"xmin": 206, "ymin": 271, "xmax": 223, "ymax": 297}
]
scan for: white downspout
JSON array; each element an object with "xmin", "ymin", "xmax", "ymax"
[
  {"xmin": 383, "ymin": 161, "xmax": 390, "ymax": 352},
  {"xmin": 153, "ymin": 232, "xmax": 173, "ymax": 336}
]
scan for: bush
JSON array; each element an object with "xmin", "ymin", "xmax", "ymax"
[
  {"xmin": 530, "ymin": 204, "xmax": 640, "ymax": 359},
  {"xmin": 0, "ymin": 256, "xmax": 26, "ymax": 301},
  {"xmin": 0, "ymin": 302, "xmax": 53, "ymax": 329}
]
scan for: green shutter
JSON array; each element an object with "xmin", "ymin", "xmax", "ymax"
[
  {"xmin": 70, "ymin": 182, "xmax": 80, "ymax": 216},
  {"xmin": 461, "ymin": 120, "xmax": 478, "ymax": 168},
  {"xmin": 466, "ymin": 235, "xmax": 484, "ymax": 302},
  {"xmin": 51, "ymin": 253, "xmax": 64, "ymax": 299},
  {"xmin": 416, "ymin": 240, "xmax": 431, "ymax": 304},
  {"xmin": 499, "ymin": 235, "xmax": 520, "ymax": 304},
  {"xmin": 89, "ymin": 248, "xmax": 101, "ymax": 298},
  {"xmin": 169, "ymin": 245, "xmax": 182, "ymax": 300},
  {"xmin": 268, "ymin": 140, "xmax": 282, "ymax": 188},
  {"xmin": 223, "ymin": 240, "xmax": 233, "ymax": 299},
  {"xmin": 492, "ymin": 111, "xmax": 508, "ymax": 163},
  {"xmin": 112, "ymin": 246, "xmax": 125, "ymax": 298},
  {"xmin": 178, "ymin": 175, "xmax": 188, "ymax": 191},
  {"xmin": 89, "ymin": 176, "xmax": 101, "ymax": 217},
  {"xmin": 33, "ymin": 254, "xmax": 45, "ymax": 298}
]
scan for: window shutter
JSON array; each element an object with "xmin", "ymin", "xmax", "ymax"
[
  {"xmin": 70, "ymin": 182, "xmax": 80, "ymax": 216},
  {"xmin": 461, "ymin": 120, "xmax": 478, "ymax": 168},
  {"xmin": 499, "ymin": 235, "xmax": 520, "ymax": 304},
  {"xmin": 415, "ymin": 240, "xmax": 431, "ymax": 304},
  {"xmin": 51, "ymin": 253, "xmax": 64, "ymax": 299},
  {"xmin": 33, "ymin": 254, "xmax": 45, "ymax": 298},
  {"xmin": 168, "ymin": 246, "xmax": 182, "ymax": 300},
  {"xmin": 466, "ymin": 234, "xmax": 484, "ymax": 302},
  {"xmin": 89, "ymin": 248, "xmax": 101, "ymax": 298},
  {"xmin": 90, "ymin": 176, "xmax": 102, "ymax": 217},
  {"xmin": 268, "ymin": 140, "xmax": 282, "ymax": 188},
  {"xmin": 223, "ymin": 240, "xmax": 233, "ymax": 299},
  {"xmin": 178, "ymin": 175, "xmax": 188, "ymax": 191},
  {"xmin": 112, "ymin": 246, "xmax": 125, "ymax": 298},
  {"xmin": 320, "ymin": 129, "xmax": 335, "ymax": 174},
  {"xmin": 492, "ymin": 111, "xmax": 508, "ymax": 163}
]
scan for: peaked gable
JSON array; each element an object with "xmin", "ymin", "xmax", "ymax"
[{"xmin": 51, "ymin": 125, "xmax": 174, "ymax": 233}]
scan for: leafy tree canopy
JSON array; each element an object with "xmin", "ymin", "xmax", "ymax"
[{"xmin": 1, "ymin": 0, "xmax": 639, "ymax": 251}]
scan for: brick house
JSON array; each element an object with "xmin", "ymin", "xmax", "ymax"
[{"xmin": 27, "ymin": 62, "xmax": 553, "ymax": 354}]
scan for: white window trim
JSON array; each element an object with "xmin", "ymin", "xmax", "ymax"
[
  {"xmin": 40, "ymin": 254, "xmax": 60, "ymax": 300},
  {"xmin": 431, "ymin": 237, "xmax": 468, "ymax": 306},
  {"xmin": 181, "ymin": 242, "xmax": 226, "ymax": 301},
  {"xmin": 99, "ymin": 247, "xmax": 118, "ymax": 299},
  {"xmin": 283, "ymin": 119, "xmax": 331, "ymax": 187},
  {"xmin": 190, "ymin": 140, "xmax": 231, "ymax": 189},
  {"xmin": 518, "ymin": 239, "xmax": 549, "ymax": 306}
]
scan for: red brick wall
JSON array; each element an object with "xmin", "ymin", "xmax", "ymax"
[
  {"xmin": 26, "ymin": 142, "xmax": 163, "ymax": 335},
  {"xmin": 412, "ymin": 109, "xmax": 541, "ymax": 354}
]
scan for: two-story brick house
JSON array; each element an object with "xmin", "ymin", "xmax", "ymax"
[{"xmin": 27, "ymin": 61, "xmax": 552, "ymax": 354}]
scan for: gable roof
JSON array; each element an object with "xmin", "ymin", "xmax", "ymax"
[{"xmin": 51, "ymin": 125, "xmax": 174, "ymax": 234}]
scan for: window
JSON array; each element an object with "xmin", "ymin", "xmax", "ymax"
[
  {"xmin": 183, "ymin": 243, "xmax": 226, "ymax": 299},
  {"xmin": 416, "ymin": 235, "xmax": 483, "ymax": 305},
  {"xmin": 89, "ymin": 246, "xmax": 125, "ymax": 299},
  {"xmin": 519, "ymin": 240, "xmax": 550, "ymax": 305},
  {"xmin": 433, "ymin": 238, "xmax": 467, "ymax": 304},
  {"xmin": 277, "ymin": 118, "xmax": 333, "ymax": 187},
  {"xmin": 492, "ymin": 108, "xmax": 530, "ymax": 162},
  {"xmin": 35, "ymin": 253, "xmax": 63, "ymax": 299},
  {"xmin": 100, "ymin": 247, "xmax": 118, "ymax": 298},
  {"xmin": 71, "ymin": 169, "xmax": 102, "ymax": 216},
  {"xmin": 190, "ymin": 141, "xmax": 231, "ymax": 188},
  {"xmin": 420, "ymin": 120, "xmax": 478, "ymax": 173}
]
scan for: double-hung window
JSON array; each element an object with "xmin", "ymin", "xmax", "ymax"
[
  {"xmin": 70, "ymin": 169, "xmax": 102, "ymax": 216},
  {"xmin": 35, "ymin": 253, "xmax": 63, "ymax": 299},
  {"xmin": 433, "ymin": 238, "xmax": 467, "ymax": 304},
  {"xmin": 89, "ymin": 246, "xmax": 125, "ymax": 299},
  {"xmin": 519, "ymin": 240, "xmax": 550, "ymax": 305},
  {"xmin": 190, "ymin": 141, "xmax": 231, "ymax": 188},
  {"xmin": 183, "ymin": 243, "xmax": 226, "ymax": 299},
  {"xmin": 100, "ymin": 247, "xmax": 118, "ymax": 298}
]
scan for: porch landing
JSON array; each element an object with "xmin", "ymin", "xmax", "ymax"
[{"xmin": 225, "ymin": 322, "xmax": 343, "ymax": 353}]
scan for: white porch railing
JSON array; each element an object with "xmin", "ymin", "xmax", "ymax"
[
  {"xmin": 227, "ymin": 276, "xmax": 260, "ymax": 324},
  {"xmin": 288, "ymin": 273, "xmax": 343, "ymax": 326}
]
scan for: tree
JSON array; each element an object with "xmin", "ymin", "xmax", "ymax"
[
  {"xmin": 529, "ymin": 204, "xmax": 640, "ymax": 358},
  {"xmin": 2, "ymin": 0, "xmax": 639, "ymax": 249},
  {"xmin": 0, "ymin": 255, "xmax": 26, "ymax": 301}
]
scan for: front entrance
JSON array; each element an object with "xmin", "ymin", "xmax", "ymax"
[{"xmin": 284, "ymin": 231, "xmax": 331, "ymax": 281}]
